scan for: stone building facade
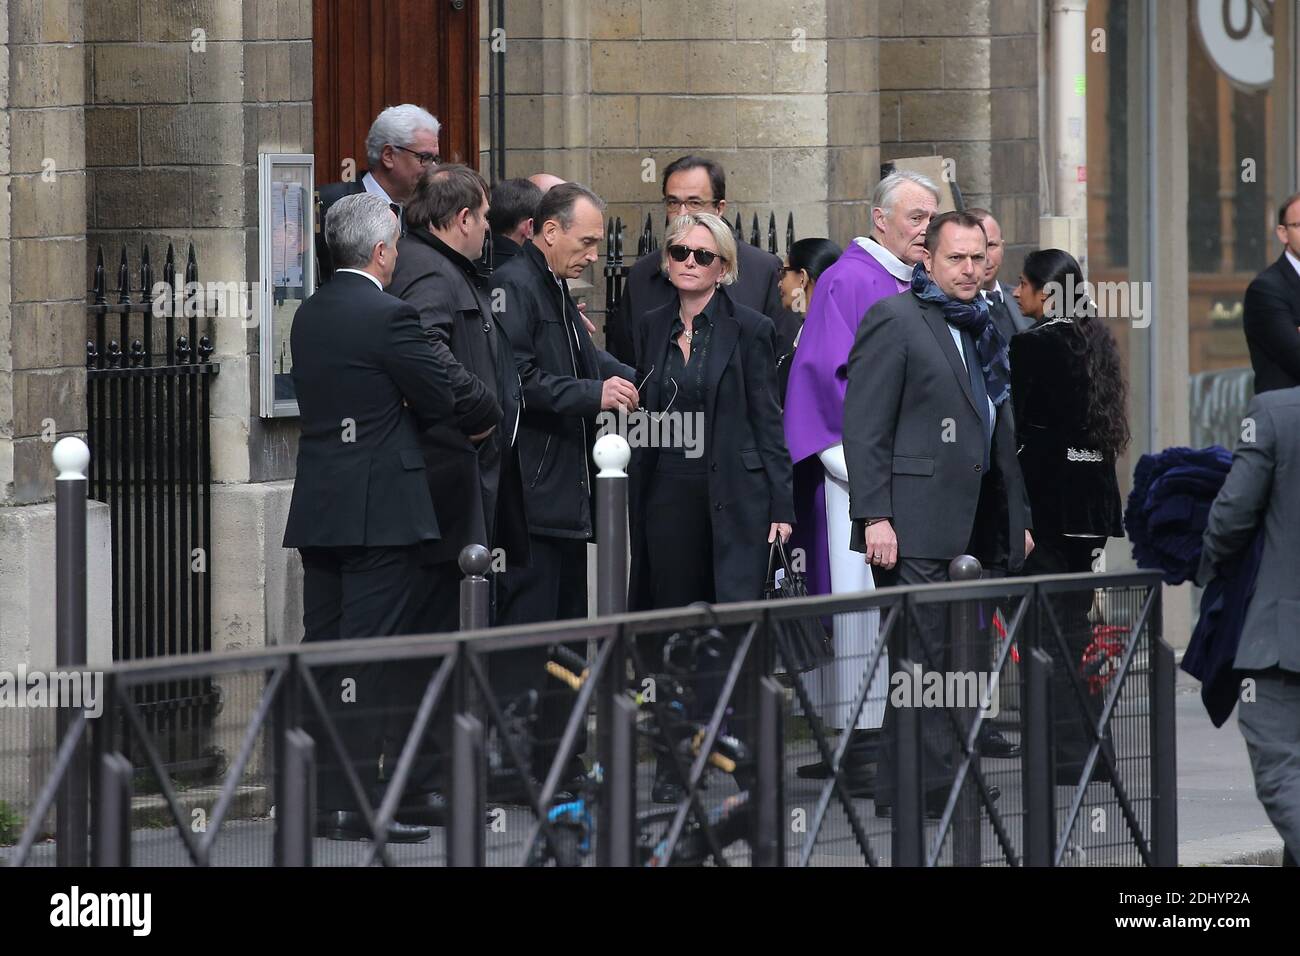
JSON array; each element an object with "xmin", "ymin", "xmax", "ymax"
[
  {"xmin": 7, "ymin": 0, "xmax": 1294, "ymax": 680},
  {"xmin": 483, "ymin": 0, "xmax": 1041, "ymax": 271}
]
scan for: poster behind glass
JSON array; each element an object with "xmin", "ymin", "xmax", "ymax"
[{"xmin": 259, "ymin": 154, "xmax": 315, "ymax": 417}]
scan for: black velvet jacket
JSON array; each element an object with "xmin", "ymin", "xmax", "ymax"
[{"xmin": 1009, "ymin": 320, "xmax": 1124, "ymax": 538}]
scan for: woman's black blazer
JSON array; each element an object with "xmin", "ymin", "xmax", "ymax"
[
  {"xmin": 1009, "ymin": 320, "xmax": 1124, "ymax": 538},
  {"xmin": 627, "ymin": 286, "xmax": 795, "ymax": 608}
]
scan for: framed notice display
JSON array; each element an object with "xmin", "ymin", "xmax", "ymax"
[{"xmin": 258, "ymin": 153, "xmax": 316, "ymax": 418}]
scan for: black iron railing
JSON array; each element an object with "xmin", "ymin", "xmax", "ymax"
[
  {"xmin": 85, "ymin": 244, "xmax": 221, "ymax": 779},
  {"xmin": 4, "ymin": 567, "xmax": 1173, "ymax": 868}
]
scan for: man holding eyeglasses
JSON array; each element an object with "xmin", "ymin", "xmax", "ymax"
[
  {"xmin": 1243, "ymin": 192, "xmax": 1300, "ymax": 394},
  {"xmin": 605, "ymin": 155, "xmax": 783, "ymax": 365},
  {"xmin": 315, "ymin": 104, "xmax": 442, "ymax": 284}
]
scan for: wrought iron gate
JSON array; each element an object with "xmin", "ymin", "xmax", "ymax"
[{"xmin": 85, "ymin": 243, "xmax": 222, "ymax": 777}]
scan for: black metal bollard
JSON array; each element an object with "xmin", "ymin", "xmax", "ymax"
[
  {"xmin": 753, "ymin": 676, "xmax": 784, "ymax": 866},
  {"xmin": 1024, "ymin": 648, "xmax": 1055, "ymax": 866},
  {"xmin": 448, "ymin": 714, "xmax": 486, "ymax": 867},
  {"xmin": 892, "ymin": 654, "xmax": 924, "ymax": 867},
  {"xmin": 276, "ymin": 728, "xmax": 316, "ymax": 867},
  {"xmin": 592, "ymin": 435, "xmax": 630, "ymax": 864},
  {"xmin": 593, "ymin": 435, "xmax": 630, "ymax": 617},
  {"xmin": 93, "ymin": 753, "xmax": 133, "ymax": 867},
  {"xmin": 948, "ymin": 554, "xmax": 983, "ymax": 867},
  {"xmin": 54, "ymin": 437, "xmax": 91, "ymax": 867},
  {"xmin": 1150, "ymin": 629, "xmax": 1178, "ymax": 867},
  {"xmin": 459, "ymin": 544, "xmax": 492, "ymax": 631},
  {"xmin": 600, "ymin": 694, "xmax": 638, "ymax": 867}
]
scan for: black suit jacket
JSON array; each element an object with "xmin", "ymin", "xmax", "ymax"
[
  {"xmin": 283, "ymin": 272, "xmax": 455, "ymax": 548},
  {"xmin": 387, "ymin": 228, "xmax": 531, "ymax": 568},
  {"xmin": 492, "ymin": 242, "xmax": 636, "ymax": 539},
  {"xmin": 1243, "ymin": 253, "xmax": 1300, "ymax": 393},
  {"xmin": 627, "ymin": 288, "xmax": 794, "ymax": 608},
  {"xmin": 491, "ymin": 233, "xmax": 523, "ymax": 270},
  {"xmin": 314, "ymin": 179, "xmax": 366, "ymax": 285},
  {"xmin": 844, "ymin": 290, "xmax": 1031, "ymax": 570},
  {"xmin": 607, "ymin": 239, "xmax": 783, "ymax": 365}
]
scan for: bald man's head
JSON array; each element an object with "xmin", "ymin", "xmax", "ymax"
[{"xmin": 529, "ymin": 173, "xmax": 566, "ymax": 193}]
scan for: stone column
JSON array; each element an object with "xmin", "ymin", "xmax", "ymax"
[
  {"xmin": 0, "ymin": 0, "xmax": 113, "ymax": 816},
  {"xmin": 827, "ymin": 0, "xmax": 881, "ymax": 240},
  {"xmin": 85, "ymin": 0, "xmax": 312, "ymax": 655},
  {"xmin": 877, "ymin": 0, "xmax": 1041, "ymax": 280}
]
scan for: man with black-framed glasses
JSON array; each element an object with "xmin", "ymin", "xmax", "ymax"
[
  {"xmin": 315, "ymin": 104, "xmax": 442, "ymax": 284},
  {"xmin": 1243, "ymin": 192, "xmax": 1300, "ymax": 393},
  {"xmin": 606, "ymin": 155, "xmax": 784, "ymax": 365}
]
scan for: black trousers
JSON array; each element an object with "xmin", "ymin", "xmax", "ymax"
[
  {"xmin": 299, "ymin": 544, "xmax": 423, "ymax": 812},
  {"xmin": 643, "ymin": 471, "xmax": 716, "ymax": 609},
  {"xmin": 1025, "ymin": 533, "xmax": 1115, "ymax": 783},
  {"xmin": 639, "ymin": 471, "xmax": 758, "ymax": 744},
  {"xmin": 643, "ymin": 472, "xmax": 719, "ymax": 715},
  {"xmin": 873, "ymin": 557, "xmax": 958, "ymax": 803},
  {"xmin": 493, "ymin": 534, "xmax": 590, "ymax": 771},
  {"xmin": 385, "ymin": 558, "xmax": 462, "ymax": 794}
]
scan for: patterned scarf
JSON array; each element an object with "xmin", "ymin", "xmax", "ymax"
[{"xmin": 910, "ymin": 264, "xmax": 1011, "ymax": 406}]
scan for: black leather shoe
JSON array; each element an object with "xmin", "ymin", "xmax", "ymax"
[
  {"xmin": 394, "ymin": 790, "xmax": 448, "ymax": 827},
  {"xmin": 978, "ymin": 728, "xmax": 1021, "ymax": 758},
  {"xmin": 797, "ymin": 751, "xmax": 880, "ymax": 784},
  {"xmin": 315, "ymin": 810, "xmax": 431, "ymax": 844},
  {"xmin": 875, "ymin": 785, "xmax": 1001, "ymax": 820},
  {"xmin": 797, "ymin": 731, "xmax": 880, "ymax": 779},
  {"xmin": 651, "ymin": 767, "xmax": 685, "ymax": 805}
]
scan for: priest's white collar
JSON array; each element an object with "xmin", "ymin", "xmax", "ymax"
[{"xmin": 854, "ymin": 235, "xmax": 914, "ymax": 282}]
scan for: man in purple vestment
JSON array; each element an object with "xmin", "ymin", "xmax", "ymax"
[{"xmin": 781, "ymin": 170, "xmax": 939, "ymax": 788}]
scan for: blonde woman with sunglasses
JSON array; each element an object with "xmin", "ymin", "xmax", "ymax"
[{"xmin": 624, "ymin": 212, "xmax": 796, "ymax": 802}]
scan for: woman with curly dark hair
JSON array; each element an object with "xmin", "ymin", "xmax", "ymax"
[
  {"xmin": 1011, "ymin": 248, "xmax": 1128, "ymax": 566},
  {"xmin": 1011, "ymin": 248, "xmax": 1128, "ymax": 782}
]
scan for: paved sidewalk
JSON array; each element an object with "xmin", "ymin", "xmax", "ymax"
[{"xmin": 1175, "ymin": 667, "xmax": 1282, "ymax": 865}]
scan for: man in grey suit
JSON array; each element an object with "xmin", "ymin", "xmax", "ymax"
[
  {"xmin": 969, "ymin": 208, "xmax": 1032, "ymax": 344},
  {"xmin": 845, "ymin": 210, "xmax": 1033, "ymax": 814},
  {"xmin": 1198, "ymin": 387, "xmax": 1300, "ymax": 865}
]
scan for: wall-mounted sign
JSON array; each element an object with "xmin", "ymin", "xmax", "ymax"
[
  {"xmin": 1195, "ymin": 0, "xmax": 1275, "ymax": 91},
  {"xmin": 258, "ymin": 154, "xmax": 316, "ymax": 418}
]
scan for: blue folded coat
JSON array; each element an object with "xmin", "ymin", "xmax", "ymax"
[{"xmin": 1125, "ymin": 445, "xmax": 1258, "ymax": 725}]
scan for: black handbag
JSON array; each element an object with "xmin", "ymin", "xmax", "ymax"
[{"xmin": 764, "ymin": 539, "xmax": 834, "ymax": 676}]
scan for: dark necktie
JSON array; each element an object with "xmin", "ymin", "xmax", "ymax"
[{"xmin": 963, "ymin": 330, "xmax": 992, "ymax": 472}]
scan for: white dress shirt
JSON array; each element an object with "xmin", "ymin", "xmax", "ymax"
[
  {"xmin": 361, "ymin": 172, "xmax": 394, "ymax": 205},
  {"xmin": 1286, "ymin": 249, "xmax": 1300, "ymax": 282},
  {"xmin": 334, "ymin": 268, "xmax": 382, "ymax": 291}
]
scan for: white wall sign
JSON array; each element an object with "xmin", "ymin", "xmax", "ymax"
[{"xmin": 1195, "ymin": 0, "xmax": 1275, "ymax": 90}]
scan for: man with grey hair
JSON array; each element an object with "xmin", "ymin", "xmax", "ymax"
[
  {"xmin": 781, "ymin": 169, "xmax": 942, "ymax": 792},
  {"xmin": 490, "ymin": 182, "xmax": 638, "ymax": 792},
  {"xmin": 315, "ymin": 104, "xmax": 442, "ymax": 283},
  {"xmin": 284, "ymin": 192, "xmax": 455, "ymax": 844}
]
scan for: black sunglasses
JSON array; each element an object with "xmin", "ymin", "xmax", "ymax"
[{"xmin": 667, "ymin": 244, "xmax": 725, "ymax": 267}]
